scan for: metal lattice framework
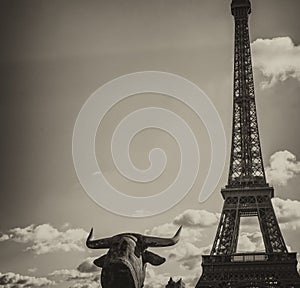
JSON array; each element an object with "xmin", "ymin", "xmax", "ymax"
[
  {"xmin": 228, "ymin": 0, "xmax": 266, "ymax": 188},
  {"xmin": 195, "ymin": 0, "xmax": 300, "ymax": 287},
  {"xmin": 210, "ymin": 188, "xmax": 288, "ymax": 256}
]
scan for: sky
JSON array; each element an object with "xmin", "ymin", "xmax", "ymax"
[{"xmin": 0, "ymin": 0, "xmax": 300, "ymax": 288}]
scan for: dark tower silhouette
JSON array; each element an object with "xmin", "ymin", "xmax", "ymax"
[{"xmin": 195, "ymin": 0, "xmax": 300, "ymax": 287}]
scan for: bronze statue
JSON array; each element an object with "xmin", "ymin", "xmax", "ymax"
[
  {"xmin": 166, "ymin": 277, "xmax": 185, "ymax": 288},
  {"xmin": 86, "ymin": 226, "xmax": 182, "ymax": 288}
]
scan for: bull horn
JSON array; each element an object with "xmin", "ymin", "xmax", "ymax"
[
  {"xmin": 143, "ymin": 226, "xmax": 182, "ymax": 248},
  {"xmin": 86, "ymin": 228, "xmax": 112, "ymax": 249}
]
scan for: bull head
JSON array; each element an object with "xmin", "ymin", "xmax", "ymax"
[{"xmin": 86, "ymin": 226, "xmax": 182, "ymax": 288}]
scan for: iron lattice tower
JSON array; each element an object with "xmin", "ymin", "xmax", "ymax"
[{"xmin": 195, "ymin": 0, "xmax": 300, "ymax": 287}]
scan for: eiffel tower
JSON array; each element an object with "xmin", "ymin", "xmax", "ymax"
[{"xmin": 195, "ymin": 0, "xmax": 300, "ymax": 287}]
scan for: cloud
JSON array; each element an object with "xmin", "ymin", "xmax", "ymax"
[
  {"xmin": 145, "ymin": 209, "xmax": 218, "ymax": 245},
  {"xmin": 237, "ymin": 232, "xmax": 265, "ymax": 253},
  {"xmin": 273, "ymin": 197, "xmax": 300, "ymax": 230},
  {"xmin": 251, "ymin": 37, "xmax": 300, "ymax": 88},
  {"xmin": 0, "ymin": 234, "xmax": 9, "ymax": 241},
  {"xmin": 0, "ymin": 224, "xmax": 88, "ymax": 255},
  {"xmin": 49, "ymin": 269, "xmax": 94, "ymax": 281},
  {"xmin": 145, "ymin": 222, "xmax": 202, "ymax": 244},
  {"xmin": 49, "ymin": 264, "xmax": 100, "ymax": 288},
  {"xmin": 180, "ymin": 275, "xmax": 200, "ymax": 288},
  {"xmin": 68, "ymin": 283, "xmax": 99, "ymax": 288},
  {"xmin": 144, "ymin": 208, "xmax": 218, "ymax": 274},
  {"xmin": 266, "ymin": 150, "xmax": 300, "ymax": 186},
  {"xmin": 168, "ymin": 242, "xmax": 211, "ymax": 271},
  {"xmin": 49, "ymin": 257, "xmax": 100, "ymax": 287},
  {"xmin": 173, "ymin": 209, "xmax": 219, "ymax": 228},
  {"xmin": 28, "ymin": 268, "xmax": 38, "ymax": 274},
  {"xmin": 77, "ymin": 257, "xmax": 100, "ymax": 273},
  {"xmin": 144, "ymin": 268, "xmax": 170, "ymax": 288},
  {"xmin": 0, "ymin": 272, "xmax": 54, "ymax": 288},
  {"xmin": 144, "ymin": 211, "xmax": 216, "ymax": 273}
]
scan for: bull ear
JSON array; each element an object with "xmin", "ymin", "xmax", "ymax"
[
  {"xmin": 143, "ymin": 250, "xmax": 165, "ymax": 266},
  {"xmin": 93, "ymin": 254, "xmax": 107, "ymax": 268}
]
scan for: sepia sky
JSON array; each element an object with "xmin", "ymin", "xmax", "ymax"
[{"xmin": 1, "ymin": 1, "xmax": 300, "ymax": 287}]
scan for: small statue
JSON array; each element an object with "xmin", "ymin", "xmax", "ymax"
[{"xmin": 165, "ymin": 277, "xmax": 185, "ymax": 288}]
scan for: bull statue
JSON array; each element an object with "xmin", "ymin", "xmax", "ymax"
[{"xmin": 86, "ymin": 226, "xmax": 182, "ymax": 288}]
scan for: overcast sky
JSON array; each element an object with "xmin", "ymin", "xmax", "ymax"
[{"xmin": 1, "ymin": 1, "xmax": 300, "ymax": 288}]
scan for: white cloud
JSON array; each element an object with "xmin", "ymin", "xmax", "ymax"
[
  {"xmin": 145, "ymin": 209, "xmax": 219, "ymax": 246},
  {"xmin": 28, "ymin": 267, "xmax": 38, "ymax": 274},
  {"xmin": 0, "ymin": 234, "xmax": 9, "ymax": 241},
  {"xmin": 77, "ymin": 257, "xmax": 100, "ymax": 273},
  {"xmin": 144, "ymin": 222, "xmax": 202, "ymax": 245},
  {"xmin": 144, "ymin": 209, "xmax": 217, "ymax": 274},
  {"xmin": 168, "ymin": 242, "xmax": 210, "ymax": 271},
  {"xmin": 49, "ymin": 269, "xmax": 94, "ymax": 281},
  {"xmin": 68, "ymin": 283, "xmax": 99, "ymax": 288},
  {"xmin": 0, "ymin": 224, "xmax": 88, "ymax": 255},
  {"xmin": 237, "ymin": 232, "xmax": 265, "ymax": 253},
  {"xmin": 48, "ymin": 256, "xmax": 101, "ymax": 284},
  {"xmin": 144, "ymin": 268, "xmax": 170, "ymax": 288},
  {"xmin": 266, "ymin": 150, "xmax": 300, "ymax": 186},
  {"xmin": 0, "ymin": 272, "xmax": 54, "ymax": 288},
  {"xmin": 143, "ymin": 207, "xmax": 220, "ymax": 283},
  {"xmin": 181, "ymin": 275, "xmax": 200, "ymax": 288},
  {"xmin": 251, "ymin": 37, "xmax": 300, "ymax": 88},
  {"xmin": 49, "ymin": 266, "xmax": 100, "ymax": 288},
  {"xmin": 174, "ymin": 209, "xmax": 219, "ymax": 228},
  {"xmin": 273, "ymin": 197, "xmax": 300, "ymax": 230}
]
